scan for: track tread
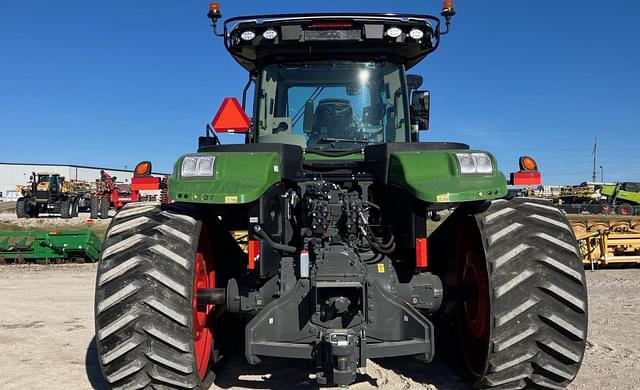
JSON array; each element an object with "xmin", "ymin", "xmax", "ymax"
[
  {"xmin": 474, "ymin": 198, "xmax": 588, "ymax": 389},
  {"xmin": 95, "ymin": 203, "xmax": 211, "ymax": 389}
]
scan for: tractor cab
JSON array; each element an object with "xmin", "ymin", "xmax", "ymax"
[
  {"xmin": 205, "ymin": 9, "xmax": 455, "ymax": 150},
  {"xmin": 33, "ymin": 172, "xmax": 63, "ymax": 202}
]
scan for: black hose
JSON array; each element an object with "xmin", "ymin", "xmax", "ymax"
[
  {"xmin": 252, "ymin": 225, "xmax": 297, "ymax": 254},
  {"xmin": 365, "ymin": 225, "xmax": 395, "ymax": 250},
  {"xmin": 365, "ymin": 234, "xmax": 396, "ymax": 255},
  {"xmin": 361, "ymin": 251, "xmax": 384, "ymax": 264}
]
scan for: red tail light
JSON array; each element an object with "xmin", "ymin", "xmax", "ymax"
[
  {"xmin": 248, "ymin": 239, "xmax": 260, "ymax": 270},
  {"xmin": 511, "ymin": 171, "xmax": 541, "ymax": 186},
  {"xmin": 416, "ymin": 238, "xmax": 428, "ymax": 268}
]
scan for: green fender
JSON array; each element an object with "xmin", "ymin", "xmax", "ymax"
[
  {"xmin": 388, "ymin": 150, "xmax": 508, "ymax": 203},
  {"xmin": 169, "ymin": 152, "xmax": 282, "ymax": 204}
]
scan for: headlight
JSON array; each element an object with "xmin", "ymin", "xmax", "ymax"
[
  {"xmin": 455, "ymin": 153, "xmax": 493, "ymax": 175},
  {"xmin": 472, "ymin": 153, "xmax": 493, "ymax": 174},
  {"xmin": 181, "ymin": 156, "xmax": 215, "ymax": 177}
]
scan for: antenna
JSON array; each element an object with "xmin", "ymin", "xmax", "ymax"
[{"xmin": 591, "ymin": 137, "xmax": 597, "ymax": 183}]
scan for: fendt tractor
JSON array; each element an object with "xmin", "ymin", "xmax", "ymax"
[
  {"xmin": 16, "ymin": 172, "xmax": 90, "ymax": 219},
  {"xmin": 95, "ymin": 3, "xmax": 588, "ymax": 389}
]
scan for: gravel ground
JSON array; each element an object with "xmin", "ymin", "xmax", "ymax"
[{"xmin": 0, "ymin": 265, "xmax": 638, "ymax": 389}]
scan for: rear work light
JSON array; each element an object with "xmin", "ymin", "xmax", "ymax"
[
  {"xmin": 262, "ymin": 29, "xmax": 278, "ymax": 40},
  {"xmin": 409, "ymin": 29, "xmax": 424, "ymax": 40},
  {"xmin": 385, "ymin": 27, "xmax": 403, "ymax": 38},
  {"xmin": 240, "ymin": 30, "xmax": 256, "ymax": 41}
]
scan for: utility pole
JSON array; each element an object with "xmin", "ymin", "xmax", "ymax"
[
  {"xmin": 591, "ymin": 137, "xmax": 597, "ymax": 183},
  {"xmin": 600, "ymin": 165, "xmax": 604, "ymax": 183}
]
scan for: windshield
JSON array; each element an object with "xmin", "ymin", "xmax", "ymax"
[{"xmin": 255, "ymin": 62, "xmax": 409, "ymax": 150}]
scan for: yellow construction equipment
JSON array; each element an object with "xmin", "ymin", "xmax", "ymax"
[{"xmin": 569, "ymin": 215, "xmax": 640, "ymax": 270}]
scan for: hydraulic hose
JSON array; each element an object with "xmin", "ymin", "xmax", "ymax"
[{"xmin": 252, "ymin": 225, "xmax": 297, "ymax": 254}]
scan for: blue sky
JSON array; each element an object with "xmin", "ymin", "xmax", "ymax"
[{"xmin": 1, "ymin": 1, "xmax": 638, "ymax": 184}]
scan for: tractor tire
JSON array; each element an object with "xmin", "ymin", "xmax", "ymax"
[
  {"xmin": 60, "ymin": 198, "xmax": 72, "ymax": 219},
  {"xmin": 94, "ymin": 203, "xmax": 217, "ymax": 389},
  {"xmin": 453, "ymin": 198, "xmax": 588, "ymax": 389},
  {"xmin": 71, "ymin": 198, "xmax": 79, "ymax": 217},
  {"xmin": 90, "ymin": 197, "xmax": 99, "ymax": 219},
  {"xmin": 99, "ymin": 197, "xmax": 110, "ymax": 219},
  {"xmin": 616, "ymin": 203, "xmax": 633, "ymax": 216},
  {"xmin": 16, "ymin": 198, "xmax": 27, "ymax": 218}
]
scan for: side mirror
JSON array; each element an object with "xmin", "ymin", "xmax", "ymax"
[
  {"xmin": 303, "ymin": 100, "xmax": 315, "ymax": 133},
  {"xmin": 410, "ymin": 90, "xmax": 430, "ymax": 131},
  {"xmin": 406, "ymin": 74, "xmax": 424, "ymax": 91}
]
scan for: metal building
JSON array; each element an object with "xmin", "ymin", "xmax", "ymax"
[{"xmin": 0, "ymin": 162, "xmax": 165, "ymax": 201}]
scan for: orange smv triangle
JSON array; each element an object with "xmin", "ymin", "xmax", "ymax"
[{"xmin": 211, "ymin": 97, "xmax": 251, "ymax": 133}]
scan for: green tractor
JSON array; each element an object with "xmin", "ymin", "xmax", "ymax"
[{"xmin": 95, "ymin": 3, "xmax": 588, "ymax": 389}]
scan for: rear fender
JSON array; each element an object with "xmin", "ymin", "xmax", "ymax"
[{"xmin": 387, "ymin": 150, "xmax": 508, "ymax": 203}]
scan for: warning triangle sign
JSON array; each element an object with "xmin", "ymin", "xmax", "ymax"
[{"xmin": 211, "ymin": 97, "xmax": 251, "ymax": 133}]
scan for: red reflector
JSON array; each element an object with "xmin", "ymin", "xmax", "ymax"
[
  {"xmin": 309, "ymin": 22, "xmax": 353, "ymax": 28},
  {"xmin": 130, "ymin": 176, "xmax": 160, "ymax": 191},
  {"xmin": 211, "ymin": 97, "xmax": 251, "ymax": 133},
  {"xmin": 416, "ymin": 238, "xmax": 428, "ymax": 268},
  {"xmin": 510, "ymin": 171, "xmax": 541, "ymax": 186},
  {"xmin": 248, "ymin": 240, "xmax": 260, "ymax": 270}
]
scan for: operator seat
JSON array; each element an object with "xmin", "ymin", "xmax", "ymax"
[{"xmin": 309, "ymin": 99, "xmax": 358, "ymax": 145}]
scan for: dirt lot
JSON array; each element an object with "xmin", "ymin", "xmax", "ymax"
[{"xmin": 0, "ymin": 265, "xmax": 638, "ymax": 390}]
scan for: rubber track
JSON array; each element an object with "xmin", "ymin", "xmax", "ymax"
[
  {"xmin": 95, "ymin": 203, "xmax": 210, "ymax": 389},
  {"xmin": 476, "ymin": 198, "xmax": 588, "ymax": 389}
]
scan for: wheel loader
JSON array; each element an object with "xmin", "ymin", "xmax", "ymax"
[{"xmin": 95, "ymin": 2, "xmax": 588, "ymax": 388}]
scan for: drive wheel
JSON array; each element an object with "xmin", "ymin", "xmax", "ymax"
[
  {"xmin": 16, "ymin": 198, "xmax": 27, "ymax": 218},
  {"xmin": 60, "ymin": 198, "xmax": 72, "ymax": 219},
  {"xmin": 99, "ymin": 197, "xmax": 110, "ymax": 219},
  {"xmin": 455, "ymin": 198, "xmax": 588, "ymax": 389},
  {"xmin": 95, "ymin": 203, "xmax": 217, "ymax": 389}
]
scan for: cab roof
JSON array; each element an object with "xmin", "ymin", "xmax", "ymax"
[{"xmin": 223, "ymin": 13, "xmax": 443, "ymax": 72}]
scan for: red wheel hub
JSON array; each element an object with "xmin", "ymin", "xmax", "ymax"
[
  {"xmin": 462, "ymin": 252, "xmax": 490, "ymax": 339},
  {"xmin": 193, "ymin": 250, "xmax": 215, "ymax": 379},
  {"xmin": 455, "ymin": 220, "xmax": 491, "ymax": 378}
]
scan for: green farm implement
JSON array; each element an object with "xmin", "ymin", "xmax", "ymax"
[{"xmin": 0, "ymin": 229, "xmax": 102, "ymax": 264}]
